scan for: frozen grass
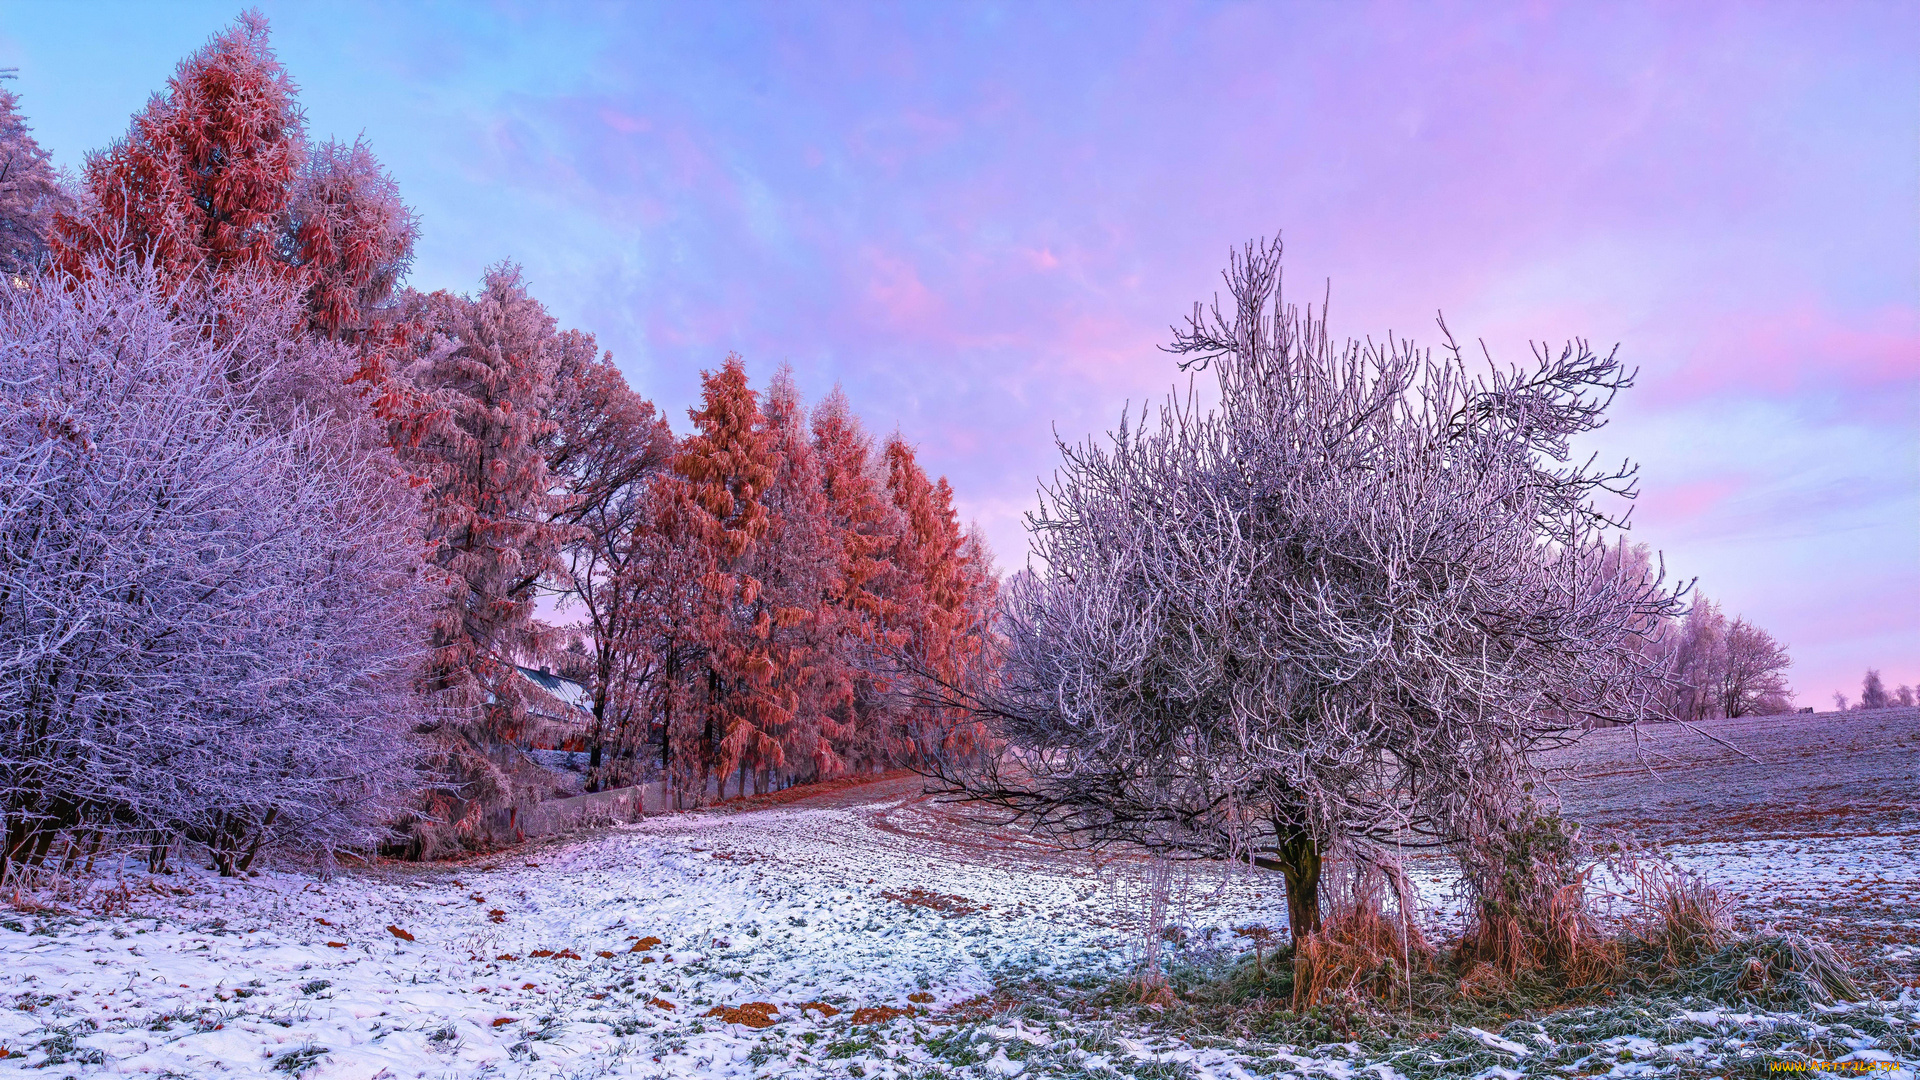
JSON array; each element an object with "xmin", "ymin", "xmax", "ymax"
[{"xmin": 0, "ymin": 755, "xmax": 1913, "ymax": 1078}]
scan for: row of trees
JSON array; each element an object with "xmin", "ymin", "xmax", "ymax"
[
  {"xmin": 0, "ymin": 14, "xmax": 990, "ymax": 874},
  {"xmin": 1626, "ymin": 580, "xmax": 1796, "ymax": 720},
  {"xmin": 1837, "ymin": 669, "xmax": 1915, "ymax": 712},
  {"xmin": 1659, "ymin": 595, "xmax": 1794, "ymax": 719},
  {"xmin": 559, "ymin": 358, "xmax": 997, "ymax": 805}
]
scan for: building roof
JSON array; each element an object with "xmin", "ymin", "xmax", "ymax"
[{"xmin": 516, "ymin": 665, "xmax": 594, "ymax": 720}]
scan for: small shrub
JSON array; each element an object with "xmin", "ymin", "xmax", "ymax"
[{"xmin": 1457, "ymin": 807, "xmax": 1619, "ymax": 985}]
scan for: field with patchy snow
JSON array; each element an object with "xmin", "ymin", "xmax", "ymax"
[
  {"xmin": 1545, "ymin": 707, "xmax": 1920, "ymax": 967},
  {"xmin": 1, "ymin": 708, "xmax": 1916, "ymax": 1079}
]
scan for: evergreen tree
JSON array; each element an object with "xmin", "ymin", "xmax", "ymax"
[
  {"xmin": 746, "ymin": 369, "xmax": 847, "ymax": 790},
  {"xmin": 387, "ymin": 265, "xmax": 565, "ymax": 853},
  {"xmin": 812, "ymin": 389, "xmax": 910, "ymax": 772},
  {"xmin": 659, "ymin": 356, "xmax": 779, "ymax": 803},
  {"xmin": 0, "ymin": 75, "xmax": 70, "ymax": 275},
  {"xmin": 883, "ymin": 436, "xmax": 997, "ymax": 766},
  {"xmin": 284, "ymin": 136, "xmax": 418, "ymax": 340},
  {"xmin": 55, "ymin": 13, "xmax": 302, "ymax": 286}
]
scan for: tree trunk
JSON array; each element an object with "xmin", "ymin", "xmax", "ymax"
[
  {"xmin": 236, "ymin": 808, "xmax": 279, "ymax": 874},
  {"xmin": 1273, "ymin": 828, "xmax": 1323, "ymax": 941},
  {"xmin": 27, "ymin": 826, "xmax": 56, "ymax": 869}
]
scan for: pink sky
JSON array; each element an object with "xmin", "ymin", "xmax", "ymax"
[{"xmin": 4, "ymin": 0, "xmax": 1914, "ymax": 705}]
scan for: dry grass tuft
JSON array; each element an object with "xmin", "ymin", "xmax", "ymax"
[
  {"xmin": 1456, "ymin": 874, "xmax": 1621, "ymax": 987},
  {"xmin": 1684, "ymin": 931, "xmax": 1863, "ymax": 1006},
  {"xmin": 1636, "ymin": 864, "xmax": 1733, "ymax": 966},
  {"xmin": 1293, "ymin": 897, "xmax": 1433, "ymax": 1009},
  {"xmin": 1126, "ymin": 978, "xmax": 1177, "ymax": 1007}
]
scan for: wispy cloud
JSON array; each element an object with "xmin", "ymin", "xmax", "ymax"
[{"xmin": 3, "ymin": 0, "xmax": 1912, "ymax": 703}]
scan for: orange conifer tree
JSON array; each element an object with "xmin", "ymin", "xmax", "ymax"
[
  {"xmin": 660, "ymin": 356, "xmax": 779, "ymax": 804},
  {"xmin": 384, "ymin": 265, "xmax": 566, "ymax": 852},
  {"xmin": 55, "ymin": 13, "xmax": 302, "ymax": 286},
  {"xmin": 740, "ymin": 369, "xmax": 845, "ymax": 792},
  {"xmin": 885, "ymin": 436, "xmax": 998, "ymax": 764}
]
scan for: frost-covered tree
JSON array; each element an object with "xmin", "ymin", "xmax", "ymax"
[
  {"xmin": 55, "ymin": 13, "xmax": 302, "ymax": 286},
  {"xmin": 737, "ymin": 369, "xmax": 845, "ymax": 792},
  {"xmin": 934, "ymin": 239, "xmax": 1680, "ymax": 938},
  {"xmin": 1667, "ymin": 597, "xmax": 1727, "ymax": 723},
  {"xmin": 0, "ymin": 74, "xmax": 71, "ymax": 275},
  {"xmin": 543, "ymin": 332, "xmax": 674, "ymax": 791},
  {"xmin": 657, "ymin": 356, "xmax": 780, "ymax": 802},
  {"xmin": 53, "ymin": 13, "xmax": 414, "ymax": 349},
  {"xmin": 1859, "ymin": 669, "xmax": 1892, "ymax": 711},
  {"xmin": 885, "ymin": 436, "xmax": 997, "ymax": 766},
  {"xmin": 385, "ymin": 265, "xmax": 566, "ymax": 854},
  {"xmin": 811, "ymin": 389, "xmax": 911, "ymax": 769},
  {"xmin": 1578, "ymin": 549, "xmax": 1791, "ymax": 720},
  {"xmin": 0, "ymin": 266, "xmax": 428, "ymax": 879},
  {"xmin": 1715, "ymin": 618, "xmax": 1793, "ymax": 717},
  {"xmin": 283, "ymin": 136, "xmax": 418, "ymax": 340}
]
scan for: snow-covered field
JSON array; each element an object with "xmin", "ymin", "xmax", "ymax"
[
  {"xmin": 1545, "ymin": 708, "xmax": 1920, "ymax": 959},
  {"xmin": 0, "ymin": 788, "xmax": 1274, "ymax": 1079},
  {"xmin": 3, "ymin": 708, "xmax": 1917, "ymax": 1080}
]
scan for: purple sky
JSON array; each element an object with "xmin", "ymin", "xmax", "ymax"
[{"xmin": 5, "ymin": 1, "xmax": 1914, "ymax": 706}]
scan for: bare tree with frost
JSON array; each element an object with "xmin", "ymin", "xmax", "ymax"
[
  {"xmin": 0, "ymin": 264, "xmax": 430, "ymax": 879},
  {"xmin": 934, "ymin": 239, "xmax": 1682, "ymax": 939}
]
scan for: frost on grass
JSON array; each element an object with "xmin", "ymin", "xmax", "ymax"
[{"xmin": 0, "ymin": 793, "xmax": 1913, "ymax": 1078}]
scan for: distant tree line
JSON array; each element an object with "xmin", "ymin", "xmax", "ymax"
[
  {"xmin": 1604, "ymin": 548, "xmax": 1798, "ymax": 720},
  {"xmin": 1834, "ymin": 669, "xmax": 1914, "ymax": 712},
  {"xmin": 0, "ymin": 15, "xmax": 992, "ymax": 877}
]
